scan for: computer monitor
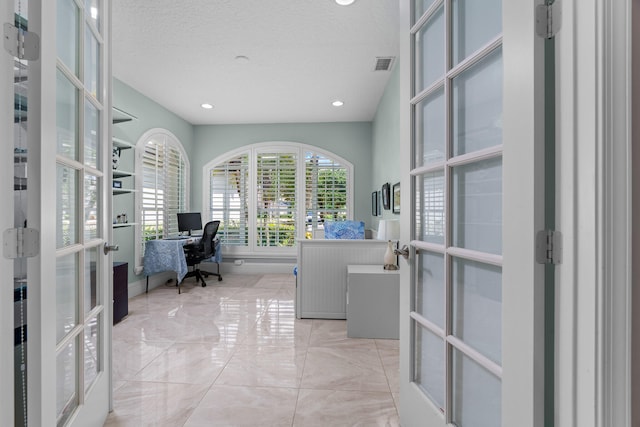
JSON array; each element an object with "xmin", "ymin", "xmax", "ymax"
[{"xmin": 177, "ymin": 212, "xmax": 202, "ymax": 236}]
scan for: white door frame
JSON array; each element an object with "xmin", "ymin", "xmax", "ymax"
[
  {"xmin": 633, "ymin": 1, "xmax": 640, "ymax": 426},
  {"xmin": 1, "ymin": 1, "xmax": 16, "ymax": 426},
  {"xmin": 555, "ymin": 0, "xmax": 632, "ymax": 426}
]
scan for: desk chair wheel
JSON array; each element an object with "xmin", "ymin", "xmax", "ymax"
[{"xmin": 218, "ymin": 276, "xmax": 222, "ymax": 282}]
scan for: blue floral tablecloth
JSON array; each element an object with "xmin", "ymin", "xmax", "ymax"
[{"xmin": 143, "ymin": 238, "xmax": 222, "ymax": 282}]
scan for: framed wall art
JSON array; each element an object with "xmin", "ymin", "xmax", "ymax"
[
  {"xmin": 372, "ymin": 191, "xmax": 378, "ymax": 216},
  {"xmin": 392, "ymin": 182, "xmax": 400, "ymax": 214},
  {"xmin": 382, "ymin": 183, "xmax": 390, "ymax": 210}
]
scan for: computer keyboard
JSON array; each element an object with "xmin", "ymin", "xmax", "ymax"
[{"xmin": 165, "ymin": 236, "xmax": 189, "ymax": 240}]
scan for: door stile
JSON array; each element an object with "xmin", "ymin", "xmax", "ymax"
[
  {"xmin": 502, "ymin": 0, "xmax": 546, "ymax": 425},
  {"xmin": 2, "ymin": 0, "xmax": 16, "ymax": 425},
  {"xmin": 27, "ymin": 0, "xmax": 59, "ymax": 424}
]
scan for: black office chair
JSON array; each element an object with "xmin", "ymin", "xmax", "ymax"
[{"xmin": 182, "ymin": 220, "xmax": 223, "ymax": 288}]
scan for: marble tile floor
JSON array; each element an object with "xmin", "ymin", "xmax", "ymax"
[{"xmin": 105, "ymin": 273, "xmax": 400, "ymax": 427}]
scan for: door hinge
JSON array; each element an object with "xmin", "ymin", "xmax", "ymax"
[
  {"xmin": 3, "ymin": 228, "xmax": 40, "ymax": 259},
  {"xmin": 536, "ymin": 230, "xmax": 562, "ymax": 265},
  {"xmin": 536, "ymin": 1, "xmax": 561, "ymax": 39},
  {"xmin": 3, "ymin": 22, "xmax": 40, "ymax": 60}
]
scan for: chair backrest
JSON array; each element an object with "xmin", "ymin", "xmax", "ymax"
[
  {"xmin": 323, "ymin": 220, "xmax": 365, "ymax": 239},
  {"xmin": 201, "ymin": 220, "xmax": 220, "ymax": 258}
]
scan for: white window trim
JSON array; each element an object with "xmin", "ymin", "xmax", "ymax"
[
  {"xmin": 202, "ymin": 141, "xmax": 354, "ymax": 257},
  {"xmin": 134, "ymin": 128, "xmax": 190, "ymax": 271}
]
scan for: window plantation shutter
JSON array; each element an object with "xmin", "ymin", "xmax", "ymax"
[
  {"xmin": 209, "ymin": 154, "xmax": 249, "ymax": 246},
  {"xmin": 256, "ymin": 152, "xmax": 297, "ymax": 247},
  {"xmin": 305, "ymin": 152, "xmax": 348, "ymax": 236},
  {"xmin": 141, "ymin": 137, "xmax": 187, "ymax": 252},
  {"xmin": 142, "ymin": 140, "xmax": 163, "ymax": 242},
  {"xmin": 164, "ymin": 145, "xmax": 186, "ymax": 236}
]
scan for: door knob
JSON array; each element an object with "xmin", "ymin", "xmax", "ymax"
[
  {"xmin": 103, "ymin": 243, "xmax": 119, "ymax": 255},
  {"xmin": 394, "ymin": 245, "xmax": 409, "ymax": 260}
]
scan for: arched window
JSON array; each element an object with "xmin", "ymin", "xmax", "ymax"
[
  {"xmin": 135, "ymin": 130, "xmax": 189, "ymax": 258},
  {"xmin": 204, "ymin": 142, "xmax": 353, "ymax": 255}
]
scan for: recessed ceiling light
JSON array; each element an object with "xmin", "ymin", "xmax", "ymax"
[
  {"xmin": 201, "ymin": 103, "xmax": 214, "ymax": 109},
  {"xmin": 332, "ymin": 100, "xmax": 344, "ymax": 107},
  {"xmin": 235, "ymin": 55, "xmax": 250, "ymax": 63},
  {"xmin": 335, "ymin": 0, "xmax": 355, "ymax": 5}
]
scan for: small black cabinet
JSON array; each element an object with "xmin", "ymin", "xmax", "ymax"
[{"xmin": 113, "ymin": 262, "xmax": 128, "ymax": 324}]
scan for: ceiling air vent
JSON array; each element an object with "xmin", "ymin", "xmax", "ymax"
[{"xmin": 374, "ymin": 56, "xmax": 395, "ymax": 71}]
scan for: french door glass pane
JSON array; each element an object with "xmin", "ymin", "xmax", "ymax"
[
  {"xmin": 84, "ymin": 247, "xmax": 98, "ymax": 314},
  {"xmin": 84, "ymin": 174, "xmax": 99, "ymax": 241},
  {"xmin": 56, "ymin": 71, "xmax": 79, "ymax": 160},
  {"xmin": 85, "ymin": 0, "xmax": 100, "ymax": 31},
  {"xmin": 452, "ymin": 0, "xmax": 502, "ymax": 66},
  {"xmin": 452, "ymin": 49, "xmax": 503, "ymax": 156},
  {"xmin": 452, "ymin": 348, "xmax": 501, "ymax": 427},
  {"xmin": 414, "ymin": 326, "xmax": 445, "ymax": 411},
  {"xmin": 84, "ymin": 100, "xmax": 99, "ymax": 168},
  {"xmin": 417, "ymin": 171, "xmax": 445, "ymax": 244},
  {"xmin": 57, "ymin": 0, "xmax": 79, "ymax": 76},
  {"xmin": 416, "ymin": 251, "xmax": 445, "ymax": 329},
  {"xmin": 56, "ymin": 338, "xmax": 78, "ymax": 425},
  {"xmin": 84, "ymin": 315, "xmax": 100, "ymax": 393},
  {"xmin": 57, "ymin": 165, "xmax": 78, "ymax": 248},
  {"xmin": 56, "ymin": 253, "xmax": 78, "ymax": 343},
  {"xmin": 415, "ymin": 88, "xmax": 445, "ymax": 167},
  {"xmin": 413, "ymin": 0, "xmax": 438, "ymax": 23},
  {"xmin": 85, "ymin": 26, "xmax": 100, "ymax": 100},
  {"xmin": 452, "ymin": 157, "xmax": 502, "ymax": 254},
  {"xmin": 452, "ymin": 257, "xmax": 502, "ymax": 363},
  {"xmin": 415, "ymin": 6, "xmax": 444, "ymax": 93}
]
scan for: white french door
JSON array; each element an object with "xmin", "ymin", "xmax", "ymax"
[
  {"xmin": 2, "ymin": 0, "xmax": 113, "ymax": 425},
  {"xmin": 398, "ymin": 1, "xmax": 546, "ymax": 426}
]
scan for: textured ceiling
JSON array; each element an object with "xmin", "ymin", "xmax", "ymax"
[{"xmin": 112, "ymin": 0, "xmax": 400, "ymax": 125}]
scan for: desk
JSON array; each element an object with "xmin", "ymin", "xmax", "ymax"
[{"xmin": 143, "ymin": 238, "xmax": 221, "ymax": 291}]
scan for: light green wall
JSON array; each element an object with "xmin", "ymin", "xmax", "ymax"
[
  {"xmin": 112, "ymin": 79, "xmax": 194, "ymax": 153},
  {"xmin": 112, "ymin": 79, "xmax": 194, "ymax": 280},
  {"xmin": 191, "ymin": 122, "xmax": 374, "ymax": 227},
  {"xmin": 371, "ymin": 64, "xmax": 401, "ymax": 227}
]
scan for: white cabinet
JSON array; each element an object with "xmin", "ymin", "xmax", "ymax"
[{"xmin": 346, "ymin": 265, "xmax": 399, "ymax": 339}]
